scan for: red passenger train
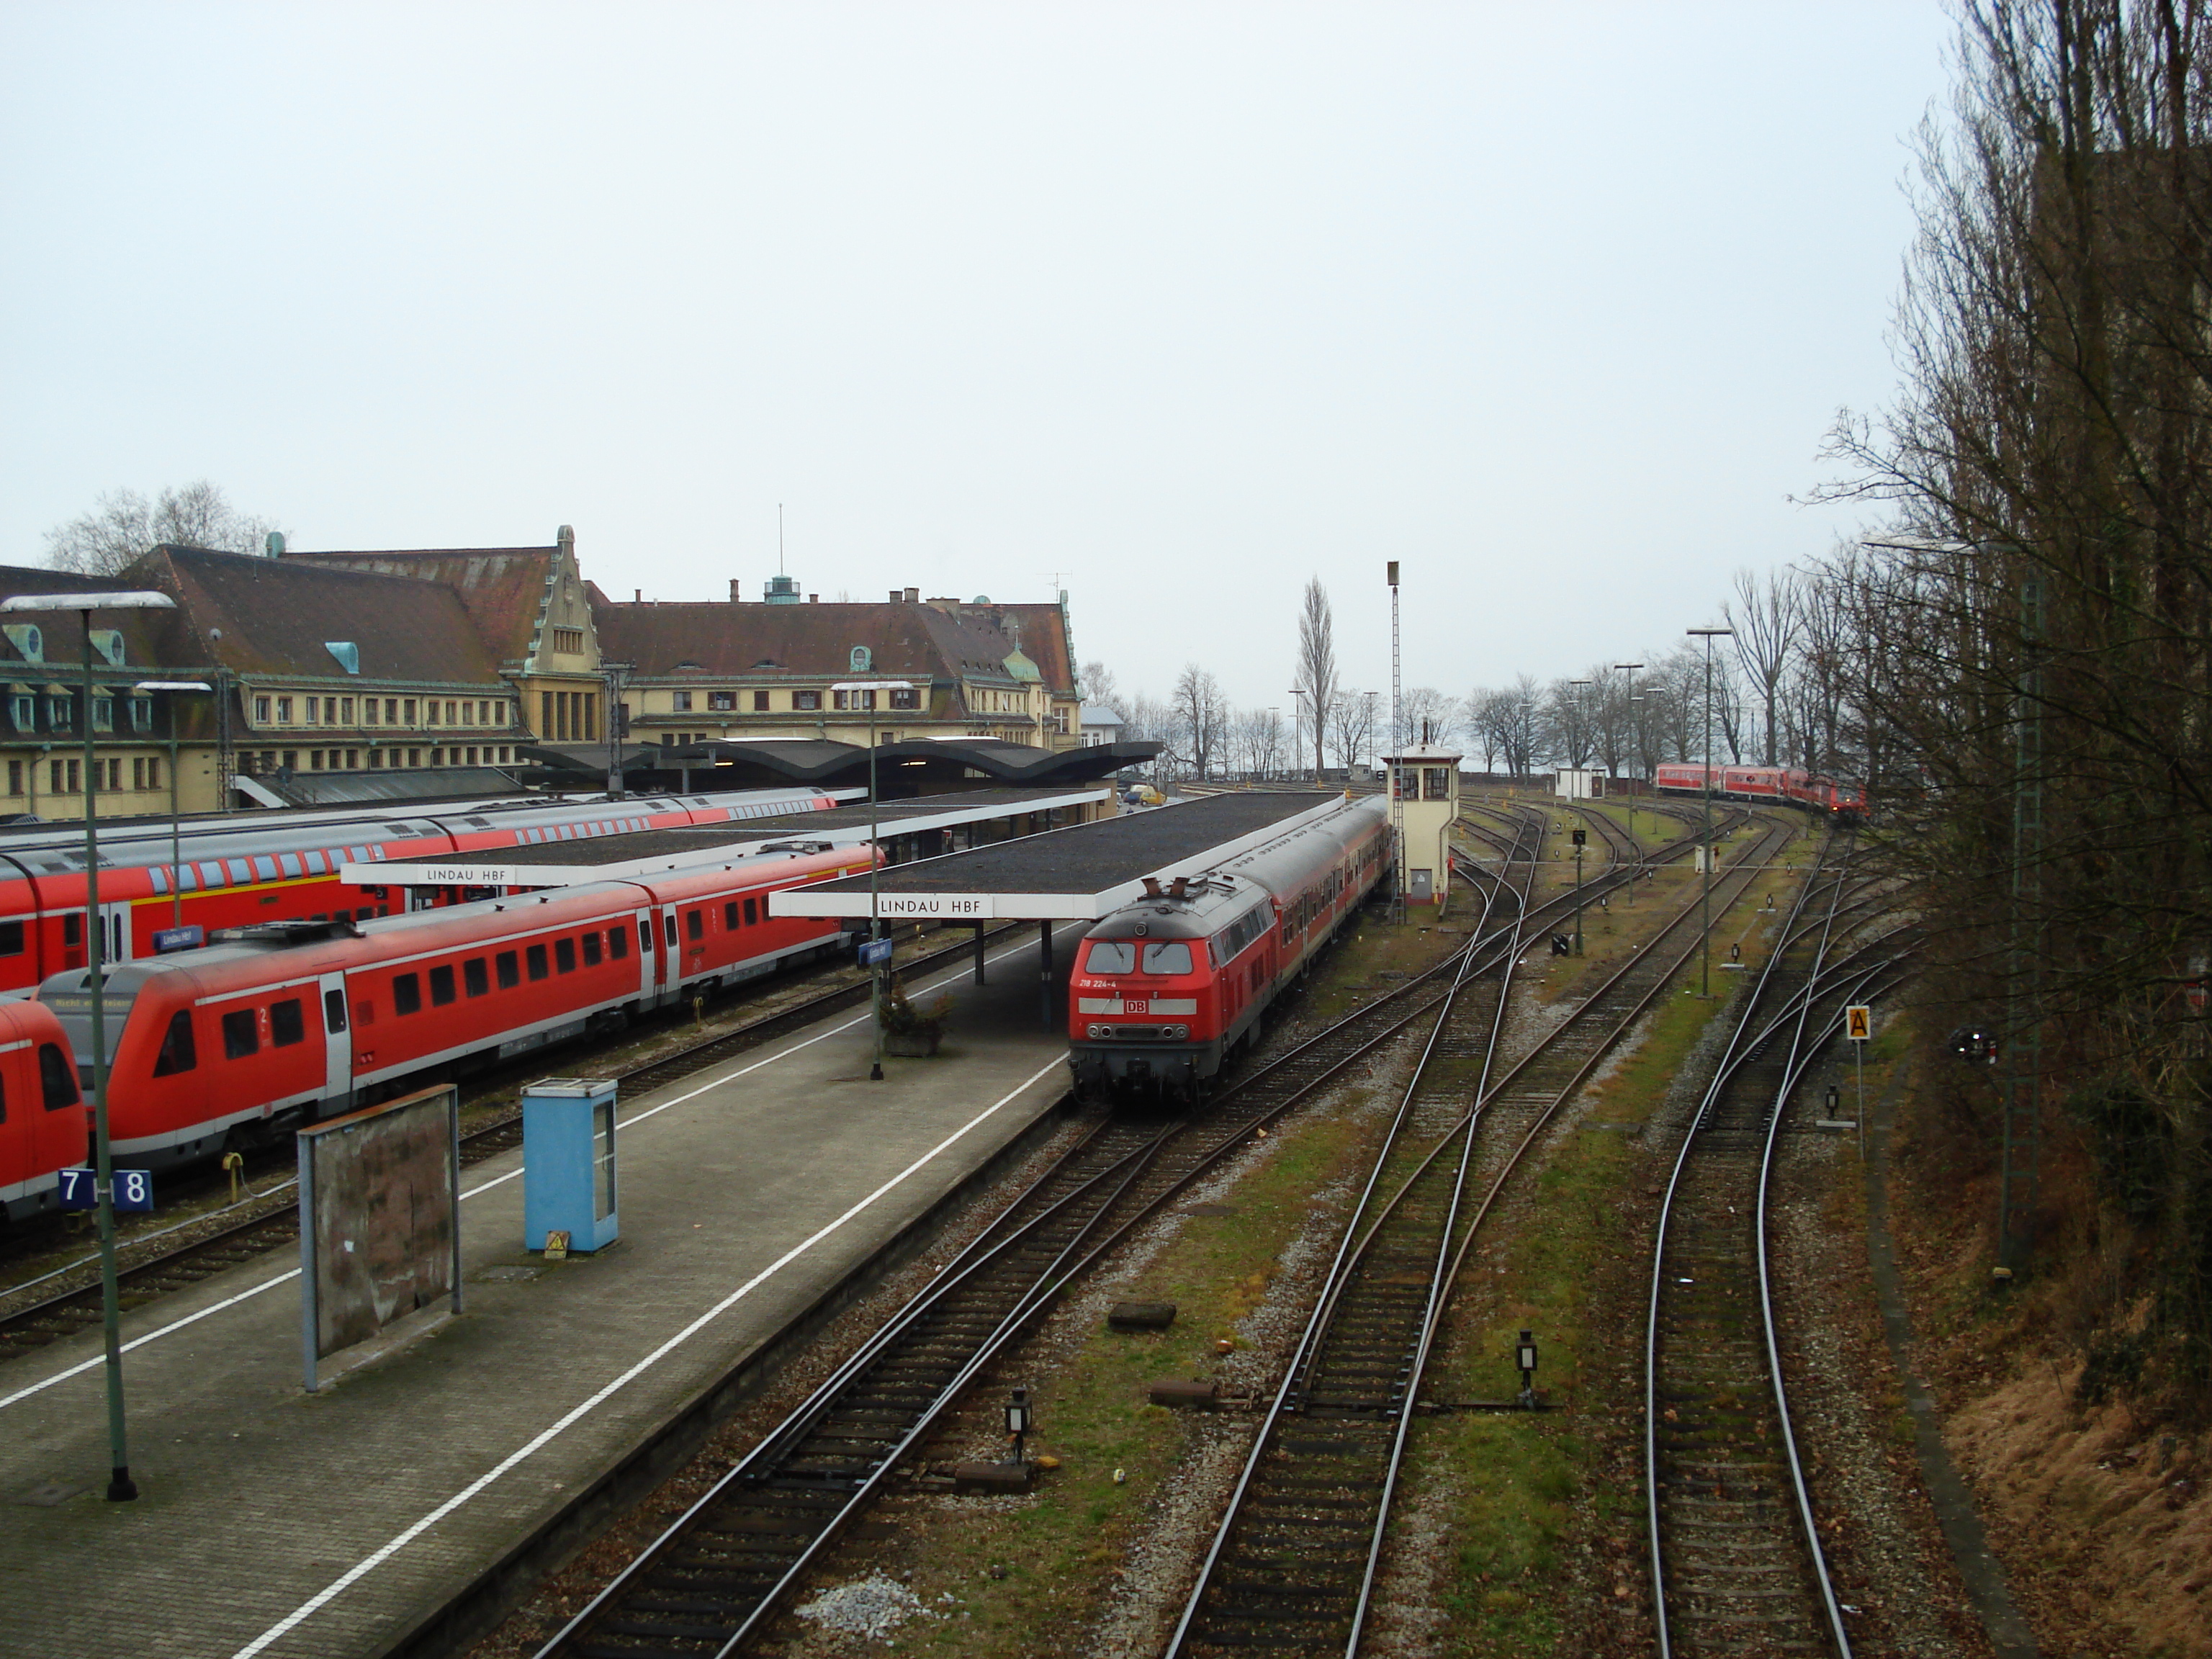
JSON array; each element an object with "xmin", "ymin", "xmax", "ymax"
[
  {"xmin": 1650, "ymin": 763, "xmax": 1865, "ymax": 820},
  {"xmin": 32, "ymin": 842, "xmax": 874, "ymax": 1174},
  {"xmin": 0, "ymin": 787, "xmax": 842, "ymax": 996},
  {"xmin": 0, "ymin": 1002, "xmax": 89, "ymax": 1226},
  {"xmin": 1066, "ymin": 796, "xmax": 1391, "ymax": 1102}
]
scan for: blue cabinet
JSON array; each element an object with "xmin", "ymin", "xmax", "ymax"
[{"xmin": 522, "ymin": 1078, "xmax": 619, "ymax": 1254}]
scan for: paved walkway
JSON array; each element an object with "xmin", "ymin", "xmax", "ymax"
[{"xmin": 0, "ymin": 927, "xmax": 1076, "ymax": 1659}]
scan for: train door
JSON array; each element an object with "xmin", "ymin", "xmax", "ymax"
[
  {"xmin": 102, "ymin": 904, "xmax": 130, "ymax": 966},
  {"xmin": 657, "ymin": 904, "xmax": 681, "ymax": 1002},
  {"xmin": 318, "ymin": 971, "xmax": 353, "ymax": 1116}
]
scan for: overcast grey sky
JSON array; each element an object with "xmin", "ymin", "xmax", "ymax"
[{"xmin": 1, "ymin": 3, "xmax": 1950, "ymax": 713}]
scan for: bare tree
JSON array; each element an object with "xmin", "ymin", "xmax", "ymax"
[
  {"xmin": 1292, "ymin": 577, "xmax": 1339, "ymax": 781},
  {"xmin": 1326, "ymin": 689, "xmax": 1376, "ymax": 773},
  {"xmin": 1171, "ymin": 664, "xmax": 1231, "ymax": 782},
  {"xmin": 1723, "ymin": 567, "xmax": 1802, "ymax": 765},
  {"xmin": 1395, "ymin": 686, "xmax": 1457, "ymax": 752},
  {"xmin": 46, "ymin": 480, "xmax": 284, "ymax": 575},
  {"xmin": 1078, "ymin": 659, "xmax": 1119, "ymax": 714},
  {"xmin": 1234, "ymin": 705, "xmax": 1287, "ymax": 781}
]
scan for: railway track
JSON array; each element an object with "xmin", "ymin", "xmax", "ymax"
[
  {"xmin": 1643, "ymin": 830, "xmax": 1912, "ymax": 1658},
  {"xmin": 1166, "ymin": 814, "xmax": 1801, "ymax": 1656},
  {"xmin": 0, "ymin": 920, "xmax": 1022, "ymax": 1362},
  {"xmin": 525, "ymin": 814, "xmax": 1555, "ymax": 1659}
]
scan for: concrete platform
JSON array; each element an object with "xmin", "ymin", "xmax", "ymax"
[{"xmin": 0, "ymin": 925, "xmax": 1081, "ymax": 1659}]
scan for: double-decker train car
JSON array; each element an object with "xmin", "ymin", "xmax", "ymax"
[
  {"xmin": 1066, "ymin": 796, "xmax": 1391, "ymax": 1102},
  {"xmin": 0, "ymin": 1001, "xmax": 88, "ymax": 1226},
  {"xmin": 33, "ymin": 841, "xmax": 875, "ymax": 1172},
  {"xmin": 0, "ymin": 786, "xmax": 843, "ymax": 995}
]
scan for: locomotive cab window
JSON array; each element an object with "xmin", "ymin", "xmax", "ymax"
[
  {"xmin": 1141, "ymin": 943, "xmax": 1193, "ymax": 976},
  {"xmin": 392, "ymin": 973, "xmax": 422, "ymax": 1015},
  {"xmin": 495, "ymin": 950, "xmax": 520, "ymax": 989},
  {"xmin": 271, "ymin": 999, "xmax": 306, "ymax": 1047},
  {"xmin": 151, "ymin": 1012, "xmax": 197, "ymax": 1076},
  {"xmin": 1084, "ymin": 940, "xmax": 1137, "ymax": 974},
  {"xmin": 222, "ymin": 1008, "xmax": 260, "ymax": 1058},
  {"xmin": 40, "ymin": 1043, "xmax": 77, "ymax": 1108}
]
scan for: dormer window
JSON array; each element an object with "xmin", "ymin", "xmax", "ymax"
[
  {"xmin": 552, "ymin": 627, "xmax": 584, "ymax": 655},
  {"xmin": 325, "ymin": 642, "xmax": 361, "ymax": 674}
]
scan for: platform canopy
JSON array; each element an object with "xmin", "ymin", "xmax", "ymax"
[
  {"xmin": 772, "ymin": 791, "xmax": 1355, "ymax": 922},
  {"xmin": 341, "ymin": 786, "xmax": 1110, "ymax": 889}
]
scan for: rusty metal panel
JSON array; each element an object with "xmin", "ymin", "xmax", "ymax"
[{"xmin": 298, "ymin": 1084, "xmax": 459, "ymax": 1390}]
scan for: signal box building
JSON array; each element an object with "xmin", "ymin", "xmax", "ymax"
[{"xmin": 1385, "ymin": 740, "xmax": 1462, "ymax": 910}]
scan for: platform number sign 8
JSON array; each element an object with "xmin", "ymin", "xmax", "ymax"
[{"xmin": 56, "ymin": 1167, "xmax": 153, "ymax": 1213}]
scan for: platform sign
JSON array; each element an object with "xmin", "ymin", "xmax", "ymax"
[
  {"xmin": 1845, "ymin": 1004, "xmax": 1874, "ymax": 1043},
  {"xmin": 58, "ymin": 1168, "xmax": 153, "ymax": 1212},
  {"xmin": 858, "ymin": 936, "xmax": 894, "ymax": 967},
  {"xmin": 151, "ymin": 924, "xmax": 204, "ymax": 953}
]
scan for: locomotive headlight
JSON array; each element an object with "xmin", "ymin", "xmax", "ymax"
[
  {"xmin": 1172, "ymin": 1024, "xmax": 1189, "ymax": 1040},
  {"xmin": 1088, "ymin": 1023, "xmax": 1110, "ymax": 1039}
]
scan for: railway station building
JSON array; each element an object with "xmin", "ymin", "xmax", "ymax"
[{"xmin": 0, "ymin": 528, "xmax": 1125, "ymax": 820}]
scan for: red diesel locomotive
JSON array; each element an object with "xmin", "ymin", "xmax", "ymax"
[
  {"xmin": 0, "ymin": 786, "xmax": 842, "ymax": 995},
  {"xmin": 34, "ymin": 842, "xmax": 873, "ymax": 1173},
  {"xmin": 0, "ymin": 1001, "xmax": 89, "ymax": 1226},
  {"xmin": 1066, "ymin": 796, "xmax": 1391, "ymax": 1101}
]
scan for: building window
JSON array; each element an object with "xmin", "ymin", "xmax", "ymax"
[
  {"xmin": 364, "ymin": 698, "xmax": 379, "ymax": 725},
  {"xmin": 368, "ymin": 750, "xmax": 382, "ymax": 768},
  {"xmin": 346, "ymin": 749, "xmax": 358, "ymax": 768},
  {"xmin": 460, "ymin": 701, "xmax": 475, "ymax": 725},
  {"xmin": 48, "ymin": 696, "xmax": 73, "ymax": 730},
  {"xmin": 403, "ymin": 698, "xmax": 417, "ymax": 724},
  {"xmin": 254, "ymin": 694, "xmax": 271, "ymax": 724},
  {"xmin": 552, "ymin": 626, "xmax": 583, "ymax": 655},
  {"xmin": 672, "ymin": 691, "xmax": 693, "ymax": 712},
  {"xmin": 426, "ymin": 699, "xmax": 440, "ymax": 724},
  {"xmin": 131, "ymin": 697, "xmax": 151, "ymax": 732},
  {"xmin": 445, "ymin": 699, "xmax": 457, "ymax": 724},
  {"xmin": 90, "ymin": 697, "xmax": 113, "ymax": 732},
  {"xmin": 6, "ymin": 761, "xmax": 19, "ymax": 796},
  {"xmin": 890, "ymin": 687, "xmax": 920, "ymax": 710},
  {"xmin": 408, "ymin": 747, "xmax": 421, "ymax": 767},
  {"xmin": 341, "ymin": 696, "xmax": 354, "ymax": 723},
  {"xmin": 282, "ymin": 750, "xmax": 297, "ymax": 771},
  {"xmin": 752, "ymin": 689, "xmax": 770, "ymax": 711},
  {"xmin": 498, "ymin": 745, "xmax": 511, "ymax": 762},
  {"xmin": 104, "ymin": 758, "xmax": 120, "ymax": 792},
  {"xmin": 10, "ymin": 696, "xmax": 30, "ymax": 730},
  {"xmin": 833, "ymin": 689, "xmax": 876, "ymax": 711},
  {"xmin": 709, "ymin": 690, "xmax": 735, "ymax": 711},
  {"xmin": 276, "ymin": 696, "xmax": 292, "ymax": 724},
  {"xmin": 305, "ymin": 696, "xmax": 320, "ymax": 724},
  {"xmin": 310, "ymin": 750, "xmax": 324, "ymax": 770},
  {"xmin": 793, "ymin": 690, "xmax": 821, "ymax": 711}
]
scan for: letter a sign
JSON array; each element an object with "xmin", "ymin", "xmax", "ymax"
[{"xmin": 1845, "ymin": 1004, "xmax": 1873, "ymax": 1043}]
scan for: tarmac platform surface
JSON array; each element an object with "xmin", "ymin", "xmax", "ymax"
[{"xmin": 0, "ymin": 925, "xmax": 1079, "ymax": 1659}]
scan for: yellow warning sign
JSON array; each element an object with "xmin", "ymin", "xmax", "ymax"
[{"xmin": 1845, "ymin": 1004, "xmax": 1873, "ymax": 1043}]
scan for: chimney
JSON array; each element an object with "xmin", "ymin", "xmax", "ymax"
[
  {"xmin": 809, "ymin": 594, "xmax": 819, "ymax": 603},
  {"xmin": 633, "ymin": 588, "xmax": 642, "ymax": 603},
  {"xmin": 730, "ymin": 579, "xmax": 742, "ymax": 603},
  {"xmin": 904, "ymin": 586, "xmax": 919, "ymax": 603},
  {"xmin": 889, "ymin": 589, "xmax": 902, "ymax": 603}
]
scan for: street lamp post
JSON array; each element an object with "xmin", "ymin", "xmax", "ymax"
[
  {"xmin": 132, "ymin": 680, "xmax": 212, "ymax": 932},
  {"xmin": 6, "ymin": 589, "xmax": 177, "ymax": 1503},
  {"xmin": 1287, "ymin": 688, "xmax": 1310, "ymax": 783},
  {"xmin": 1614, "ymin": 662, "xmax": 1645, "ymax": 907},
  {"xmin": 1686, "ymin": 626, "xmax": 1735, "ymax": 997},
  {"xmin": 831, "ymin": 678, "xmax": 913, "ymax": 1082},
  {"xmin": 1363, "ymin": 689, "xmax": 1378, "ymax": 779},
  {"xmin": 601, "ymin": 660, "xmax": 636, "ymax": 799}
]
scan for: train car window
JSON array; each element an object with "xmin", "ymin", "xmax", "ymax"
[
  {"xmin": 222, "ymin": 1008, "xmax": 260, "ymax": 1058},
  {"xmin": 271, "ymin": 999, "xmax": 306, "ymax": 1047},
  {"xmin": 609, "ymin": 926, "xmax": 629, "ymax": 961},
  {"xmin": 554, "ymin": 938, "xmax": 576, "ymax": 974},
  {"xmin": 663, "ymin": 913, "xmax": 677, "ymax": 946},
  {"xmin": 1086, "ymin": 940, "xmax": 1137, "ymax": 973},
  {"xmin": 581, "ymin": 932, "xmax": 602, "ymax": 967},
  {"xmin": 323, "ymin": 990, "xmax": 347, "ymax": 1033},
  {"xmin": 639, "ymin": 920, "xmax": 654, "ymax": 954},
  {"xmin": 151, "ymin": 1011, "xmax": 198, "ymax": 1076},
  {"xmin": 0, "ymin": 921, "xmax": 20, "ymax": 956},
  {"xmin": 723, "ymin": 902, "xmax": 739, "ymax": 929},
  {"xmin": 745, "ymin": 897, "xmax": 758, "ymax": 926},
  {"xmin": 1141, "ymin": 943, "xmax": 1192, "ymax": 974},
  {"xmin": 495, "ymin": 950, "xmax": 520, "ymax": 988},
  {"xmin": 40, "ymin": 1043, "xmax": 77, "ymax": 1108},
  {"xmin": 526, "ymin": 943, "xmax": 549, "ymax": 981},
  {"xmin": 686, "ymin": 909, "xmax": 703, "ymax": 941},
  {"xmin": 428, "ymin": 965, "xmax": 457, "ymax": 1006},
  {"xmin": 464, "ymin": 958, "xmax": 489, "ymax": 997},
  {"xmin": 63, "ymin": 914, "xmax": 80, "ymax": 948},
  {"xmin": 392, "ymin": 973, "xmax": 422, "ymax": 1015}
]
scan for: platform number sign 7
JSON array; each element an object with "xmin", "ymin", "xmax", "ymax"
[{"xmin": 56, "ymin": 1167, "xmax": 153, "ymax": 1213}]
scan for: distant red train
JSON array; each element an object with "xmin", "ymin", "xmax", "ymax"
[
  {"xmin": 1066, "ymin": 796, "xmax": 1391, "ymax": 1101},
  {"xmin": 0, "ymin": 787, "xmax": 841, "ymax": 995},
  {"xmin": 1651, "ymin": 763, "xmax": 1865, "ymax": 820},
  {"xmin": 32, "ymin": 842, "xmax": 874, "ymax": 1174},
  {"xmin": 0, "ymin": 1001, "xmax": 89, "ymax": 1226}
]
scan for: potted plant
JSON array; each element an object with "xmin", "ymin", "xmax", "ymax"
[{"xmin": 880, "ymin": 976, "xmax": 950, "ymax": 1057}]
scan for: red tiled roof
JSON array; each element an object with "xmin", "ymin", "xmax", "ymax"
[{"xmin": 281, "ymin": 546, "xmax": 559, "ymax": 665}]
